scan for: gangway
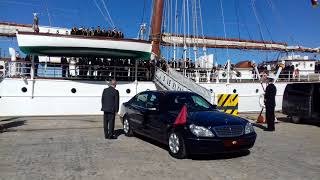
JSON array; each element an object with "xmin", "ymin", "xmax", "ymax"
[{"xmin": 154, "ymin": 67, "xmax": 214, "ymax": 103}]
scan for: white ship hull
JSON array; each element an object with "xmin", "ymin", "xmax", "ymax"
[
  {"xmin": 0, "ymin": 78, "xmax": 156, "ymax": 116},
  {"xmin": 200, "ymin": 82, "xmax": 288, "ymax": 112},
  {"xmin": 0, "ymin": 77, "xmax": 288, "ymax": 116}
]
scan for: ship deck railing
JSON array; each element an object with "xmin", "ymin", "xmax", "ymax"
[
  {"xmin": 1, "ymin": 60, "xmax": 320, "ymax": 83},
  {"xmin": 1, "ymin": 61, "xmax": 153, "ymax": 81},
  {"xmin": 170, "ymin": 67, "xmax": 320, "ymax": 83}
]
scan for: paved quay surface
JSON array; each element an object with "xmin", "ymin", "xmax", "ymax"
[{"xmin": 0, "ymin": 114, "xmax": 319, "ymax": 180}]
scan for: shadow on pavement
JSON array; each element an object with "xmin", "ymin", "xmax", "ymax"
[
  {"xmin": 134, "ymin": 133, "xmax": 168, "ymax": 151},
  {"xmin": 0, "ymin": 120, "xmax": 26, "ymax": 132},
  {"xmin": 114, "ymin": 129, "xmax": 124, "ymax": 138},
  {"xmin": 252, "ymin": 123, "xmax": 268, "ymax": 130},
  {"xmin": 0, "ymin": 117, "xmax": 20, "ymax": 122},
  {"xmin": 278, "ymin": 117, "xmax": 320, "ymax": 127}
]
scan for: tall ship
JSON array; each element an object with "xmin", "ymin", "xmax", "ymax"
[{"xmin": 0, "ymin": 0, "xmax": 319, "ymax": 116}]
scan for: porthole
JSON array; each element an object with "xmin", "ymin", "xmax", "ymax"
[
  {"xmin": 222, "ymin": 72, "xmax": 226, "ymax": 77},
  {"xmin": 256, "ymin": 89, "xmax": 259, "ymax": 93},
  {"xmin": 21, "ymin": 87, "xmax": 27, "ymax": 93},
  {"xmin": 210, "ymin": 89, "xmax": 213, "ymax": 93},
  {"xmin": 126, "ymin": 89, "xmax": 131, "ymax": 94},
  {"xmin": 71, "ymin": 88, "xmax": 77, "ymax": 93},
  {"xmin": 233, "ymin": 89, "xmax": 237, "ymax": 93}
]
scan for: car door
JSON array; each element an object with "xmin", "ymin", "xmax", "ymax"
[
  {"xmin": 144, "ymin": 92, "xmax": 167, "ymax": 143},
  {"xmin": 127, "ymin": 93, "xmax": 148, "ymax": 132}
]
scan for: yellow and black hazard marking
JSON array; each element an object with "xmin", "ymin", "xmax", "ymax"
[{"xmin": 217, "ymin": 94, "xmax": 238, "ymax": 116}]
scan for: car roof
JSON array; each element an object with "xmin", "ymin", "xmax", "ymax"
[{"xmin": 141, "ymin": 90, "xmax": 196, "ymax": 96}]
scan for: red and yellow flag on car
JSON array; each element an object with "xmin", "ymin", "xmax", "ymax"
[{"xmin": 173, "ymin": 104, "xmax": 187, "ymax": 127}]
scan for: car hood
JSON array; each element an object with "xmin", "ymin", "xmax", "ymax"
[{"xmin": 188, "ymin": 111, "xmax": 248, "ymax": 127}]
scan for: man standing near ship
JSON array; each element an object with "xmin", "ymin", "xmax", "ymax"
[
  {"xmin": 264, "ymin": 75, "xmax": 277, "ymax": 131},
  {"xmin": 101, "ymin": 79, "xmax": 119, "ymax": 139}
]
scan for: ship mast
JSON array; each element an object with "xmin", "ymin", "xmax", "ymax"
[{"xmin": 150, "ymin": 0, "xmax": 164, "ymax": 59}]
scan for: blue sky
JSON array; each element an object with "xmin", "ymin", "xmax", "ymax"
[{"xmin": 0, "ymin": 0, "xmax": 319, "ymax": 64}]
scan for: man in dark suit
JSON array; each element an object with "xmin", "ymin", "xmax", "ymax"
[
  {"xmin": 264, "ymin": 75, "xmax": 277, "ymax": 131},
  {"xmin": 101, "ymin": 79, "xmax": 119, "ymax": 139}
]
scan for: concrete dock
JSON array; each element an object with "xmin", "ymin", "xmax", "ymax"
[{"xmin": 0, "ymin": 114, "xmax": 319, "ymax": 180}]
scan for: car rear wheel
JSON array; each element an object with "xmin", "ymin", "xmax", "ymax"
[
  {"xmin": 291, "ymin": 116, "xmax": 301, "ymax": 124},
  {"xmin": 168, "ymin": 131, "xmax": 187, "ymax": 159},
  {"xmin": 123, "ymin": 116, "xmax": 133, "ymax": 137}
]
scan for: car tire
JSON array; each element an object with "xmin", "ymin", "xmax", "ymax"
[
  {"xmin": 168, "ymin": 131, "xmax": 187, "ymax": 159},
  {"xmin": 291, "ymin": 116, "xmax": 300, "ymax": 124},
  {"xmin": 123, "ymin": 116, "xmax": 134, "ymax": 137}
]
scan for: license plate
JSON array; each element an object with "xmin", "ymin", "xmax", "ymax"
[{"xmin": 223, "ymin": 139, "xmax": 244, "ymax": 147}]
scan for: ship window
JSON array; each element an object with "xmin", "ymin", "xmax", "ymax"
[
  {"xmin": 233, "ymin": 89, "xmax": 237, "ymax": 93},
  {"xmin": 126, "ymin": 89, "xmax": 131, "ymax": 94},
  {"xmin": 71, "ymin": 88, "xmax": 77, "ymax": 93},
  {"xmin": 295, "ymin": 64, "xmax": 299, "ymax": 67},
  {"xmin": 310, "ymin": 64, "xmax": 313, "ymax": 67},
  {"xmin": 210, "ymin": 89, "xmax": 213, "ymax": 93},
  {"xmin": 21, "ymin": 87, "xmax": 27, "ymax": 93},
  {"xmin": 256, "ymin": 89, "xmax": 259, "ymax": 93}
]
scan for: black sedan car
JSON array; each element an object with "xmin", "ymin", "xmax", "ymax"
[{"xmin": 120, "ymin": 91, "xmax": 256, "ymax": 159}]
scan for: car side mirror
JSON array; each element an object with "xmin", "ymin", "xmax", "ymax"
[{"xmin": 213, "ymin": 104, "xmax": 218, "ymax": 109}]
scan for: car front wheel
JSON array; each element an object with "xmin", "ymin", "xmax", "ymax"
[
  {"xmin": 168, "ymin": 131, "xmax": 187, "ymax": 159},
  {"xmin": 123, "ymin": 116, "xmax": 134, "ymax": 137}
]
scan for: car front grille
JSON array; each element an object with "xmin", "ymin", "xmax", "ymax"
[{"xmin": 213, "ymin": 125, "xmax": 244, "ymax": 137}]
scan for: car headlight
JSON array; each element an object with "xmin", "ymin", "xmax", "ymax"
[
  {"xmin": 245, "ymin": 122, "xmax": 255, "ymax": 134},
  {"xmin": 189, "ymin": 124, "xmax": 215, "ymax": 137}
]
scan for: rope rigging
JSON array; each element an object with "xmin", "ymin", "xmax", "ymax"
[
  {"xmin": 219, "ymin": 0, "xmax": 229, "ymax": 60},
  {"xmin": 251, "ymin": 0, "xmax": 266, "ymax": 43},
  {"xmin": 100, "ymin": 0, "xmax": 115, "ymax": 28},
  {"xmin": 92, "ymin": 0, "xmax": 115, "ymax": 28}
]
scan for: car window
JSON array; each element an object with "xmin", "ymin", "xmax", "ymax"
[
  {"xmin": 167, "ymin": 93, "xmax": 212, "ymax": 112},
  {"xmin": 146, "ymin": 93, "xmax": 160, "ymax": 108},
  {"xmin": 191, "ymin": 95, "xmax": 210, "ymax": 109},
  {"xmin": 131, "ymin": 93, "xmax": 148, "ymax": 108}
]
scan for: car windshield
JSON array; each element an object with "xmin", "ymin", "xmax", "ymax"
[{"xmin": 167, "ymin": 93, "xmax": 214, "ymax": 112}]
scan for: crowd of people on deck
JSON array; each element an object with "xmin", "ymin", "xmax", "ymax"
[
  {"xmin": 166, "ymin": 58, "xmax": 196, "ymax": 69},
  {"xmin": 60, "ymin": 57, "xmax": 154, "ymax": 81},
  {"xmin": 70, "ymin": 26, "xmax": 124, "ymax": 38},
  {"xmin": 12, "ymin": 53, "xmax": 320, "ymax": 82}
]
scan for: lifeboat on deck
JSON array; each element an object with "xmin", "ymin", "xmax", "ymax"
[
  {"xmin": 234, "ymin": 61, "xmax": 254, "ymax": 68},
  {"xmin": 16, "ymin": 31, "xmax": 152, "ymax": 59}
]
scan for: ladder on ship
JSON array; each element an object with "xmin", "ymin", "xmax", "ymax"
[{"xmin": 153, "ymin": 67, "xmax": 214, "ymax": 103}]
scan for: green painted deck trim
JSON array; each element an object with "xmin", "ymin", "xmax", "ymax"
[{"xmin": 20, "ymin": 46, "xmax": 151, "ymax": 60}]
